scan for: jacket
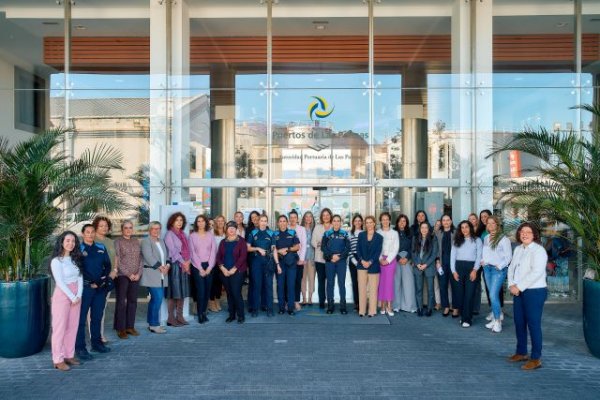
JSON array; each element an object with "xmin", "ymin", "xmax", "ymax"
[
  {"xmin": 216, "ymin": 236, "xmax": 248, "ymax": 273},
  {"xmin": 321, "ymin": 228, "xmax": 350, "ymax": 262},
  {"xmin": 356, "ymin": 231, "xmax": 383, "ymax": 274},
  {"xmin": 140, "ymin": 236, "xmax": 169, "ymax": 288}
]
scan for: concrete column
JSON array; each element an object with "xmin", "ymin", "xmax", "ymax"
[
  {"xmin": 450, "ymin": 0, "xmax": 473, "ymax": 222},
  {"xmin": 149, "ymin": 0, "xmax": 169, "ymax": 222},
  {"xmin": 170, "ymin": 0, "xmax": 191, "ymax": 203},
  {"xmin": 472, "ymin": 0, "xmax": 494, "ymax": 213}
]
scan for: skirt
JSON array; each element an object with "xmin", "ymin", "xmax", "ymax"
[
  {"xmin": 165, "ymin": 261, "xmax": 191, "ymax": 299},
  {"xmin": 378, "ymin": 258, "xmax": 397, "ymax": 301}
]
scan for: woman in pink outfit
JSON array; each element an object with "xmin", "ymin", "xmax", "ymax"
[
  {"xmin": 50, "ymin": 231, "xmax": 84, "ymax": 371},
  {"xmin": 377, "ymin": 212, "xmax": 399, "ymax": 316}
]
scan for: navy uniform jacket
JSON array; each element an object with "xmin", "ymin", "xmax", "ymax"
[
  {"xmin": 273, "ymin": 229, "xmax": 300, "ymax": 265},
  {"xmin": 248, "ymin": 228, "xmax": 275, "ymax": 255},
  {"xmin": 356, "ymin": 231, "xmax": 384, "ymax": 274},
  {"xmin": 80, "ymin": 242, "xmax": 112, "ymax": 288},
  {"xmin": 321, "ymin": 228, "xmax": 350, "ymax": 262}
]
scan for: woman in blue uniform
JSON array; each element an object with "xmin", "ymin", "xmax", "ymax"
[
  {"xmin": 246, "ymin": 215, "xmax": 276, "ymax": 317},
  {"xmin": 321, "ymin": 215, "xmax": 351, "ymax": 315},
  {"xmin": 273, "ymin": 215, "xmax": 300, "ymax": 315}
]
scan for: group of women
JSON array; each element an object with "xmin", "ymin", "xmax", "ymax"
[{"xmin": 49, "ymin": 208, "xmax": 548, "ymax": 372}]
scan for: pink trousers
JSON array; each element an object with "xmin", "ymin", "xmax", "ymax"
[{"xmin": 51, "ymin": 282, "xmax": 81, "ymax": 364}]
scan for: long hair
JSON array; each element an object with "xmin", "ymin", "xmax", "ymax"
[
  {"xmin": 477, "ymin": 209, "xmax": 492, "ymax": 237},
  {"xmin": 213, "ymin": 215, "xmax": 226, "ymax": 237},
  {"xmin": 486, "ymin": 215, "xmax": 506, "ymax": 250},
  {"xmin": 413, "ymin": 221, "xmax": 433, "ymax": 254},
  {"xmin": 247, "ymin": 210, "xmax": 260, "ymax": 231},
  {"xmin": 50, "ymin": 231, "xmax": 82, "ymax": 274},
  {"xmin": 301, "ymin": 211, "xmax": 315, "ymax": 232},
  {"xmin": 440, "ymin": 213, "xmax": 455, "ymax": 233},
  {"xmin": 454, "ymin": 220, "xmax": 476, "ymax": 247},
  {"xmin": 351, "ymin": 214, "xmax": 363, "ymax": 235},
  {"xmin": 394, "ymin": 214, "xmax": 411, "ymax": 236},
  {"xmin": 193, "ymin": 214, "xmax": 210, "ymax": 233}
]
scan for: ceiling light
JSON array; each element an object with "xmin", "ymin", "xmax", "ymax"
[
  {"xmin": 313, "ymin": 20, "xmax": 328, "ymax": 31},
  {"xmin": 75, "ymin": 25, "xmax": 87, "ymax": 30},
  {"xmin": 43, "ymin": 21, "xmax": 59, "ymax": 25},
  {"xmin": 556, "ymin": 22, "xmax": 568, "ymax": 28}
]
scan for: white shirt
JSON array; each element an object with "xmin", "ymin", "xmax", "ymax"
[
  {"xmin": 155, "ymin": 242, "xmax": 166, "ymax": 265},
  {"xmin": 481, "ymin": 235, "xmax": 513, "ymax": 270},
  {"xmin": 508, "ymin": 242, "xmax": 548, "ymax": 291},
  {"xmin": 450, "ymin": 237, "xmax": 483, "ymax": 273},
  {"xmin": 377, "ymin": 228, "xmax": 399, "ymax": 264},
  {"xmin": 311, "ymin": 224, "xmax": 329, "ymax": 263},
  {"xmin": 50, "ymin": 256, "xmax": 83, "ymax": 302}
]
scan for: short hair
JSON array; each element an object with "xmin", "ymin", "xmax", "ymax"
[
  {"xmin": 319, "ymin": 208, "xmax": 333, "ymax": 224},
  {"xmin": 120, "ymin": 219, "xmax": 134, "ymax": 231},
  {"xmin": 289, "ymin": 210, "xmax": 299, "ymax": 218},
  {"xmin": 364, "ymin": 215, "xmax": 377, "ymax": 226},
  {"xmin": 332, "ymin": 214, "xmax": 342, "ymax": 222},
  {"xmin": 148, "ymin": 221, "xmax": 162, "ymax": 231},
  {"xmin": 167, "ymin": 212, "xmax": 187, "ymax": 231},
  {"xmin": 379, "ymin": 211, "xmax": 392, "ymax": 222},
  {"xmin": 516, "ymin": 222, "xmax": 541, "ymax": 244},
  {"xmin": 81, "ymin": 223, "xmax": 94, "ymax": 234},
  {"xmin": 92, "ymin": 216, "xmax": 112, "ymax": 231}
]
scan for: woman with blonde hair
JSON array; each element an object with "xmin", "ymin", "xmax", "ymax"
[{"xmin": 300, "ymin": 211, "xmax": 316, "ymax": 306}]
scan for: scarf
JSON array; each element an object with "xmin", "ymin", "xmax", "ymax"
[{"xmin": 172, "ymin": 228, "xmax": 191, "ymax": 261}]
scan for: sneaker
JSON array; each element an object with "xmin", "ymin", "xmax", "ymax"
[
  {"xmin": 499, "ymin": 312, "xmax": 505, "ymax": 321},
  {"xmin": 486, "ymin": 312, "xmax": 494, "ymax": 321},
  {"xmin": 492, "ymin": 320, "xmax": 502, "ymax": 333},
  {"xmin": 386, "ymin": 309, "xmax": 394, "ymax": 317},
  {"xmin": 461, "ymin": 322, "xmax": 471, "ymax": 328},
  {"xmin": 393, "ymin": 308, "xmax": 400, "ymax": 313},
  {"xmin": 91, "ymin": 344, "xmax": 111, "ymax": 353},
  {"xmin": 380, "ymin": 310, "xmax": 386, "ymax": 315},
  {"xmin": 485, "ymin": 319, "xmax": 496, "ymax": 329}
]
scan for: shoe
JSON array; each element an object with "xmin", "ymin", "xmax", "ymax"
[
  {"xmin": 148, "ymin": 326, "xmax": 166, "ymax": 334},
  {"xmin": 176, "ymin": 317, "xmax": 189, "ymax": 326},
  {"xmin": 203, "ymin": 313, "xmax": 209, "ymax": 323},
  {"xmin": 251, "ymin": 312, "xmax": 258, "ymax": 318},
  {"xmin": 416, "ymin": 308, "xmax": 423, "ymax": 317},
  {"xmin": 167, "ymin": 319, "xmax": 182, "ymax": 327},
  {"xmin": 434, "ymin": 303, "xmax": 441, "ymax": 311},
  {"xmin": 452, "ymin": 311, "xmax": 460, "ymax": 318},
  {"xmin": 117, "ymin": 330, "xmax": 129, "ymax": 339},
  {"xmin": 327, "ymin": 301, "xmax": 334, "ymax": 314},
  {"xmin": 359, "ymin": 314, "xmax": 365, "ymax": 317},
  {"xmin": 486, "ymin": 312, "xmax": 494, "ymax": 321},
  {"xmin": 75, "ymin": 349, "xmax": 93, "ymax": 361},
  {"xmin": 380, "ymin": 310, "xmax": 386, "ymax": 315},
  {"xmin": 508, "ymin": 354, "xmax": 529, "ymax": 362},
  {"xmin": 54, "ymin": 362, "xmax": 70, "ymax": 371},
  {"xmin": 442, "ymin": 308, "xmax": 450, "ymax": 317},
  {"xmin": 393, "ymin": 308, "xmax": 400, "ymax": 313},
  {"xmin": 198, "ymin": 315, "xmax": 206, "ymax": 324},
  {"xmin": 425, "ymin": 308, "xmax": 432, "ymax": 317},
  {"xmin": 319, "ymin": 303, "xmax": 325, "ymax": 309},
  {"xmin": 64, "ymin": 358, "xmax": 80, "ymax": 366},
  {"xmin": 485, "ymin": 319, "xmax": 496, "ymax": 329},
  {"xmin": 340, "ymin": 308, "xmax": 348, "ymax": 315},
  {"xmin": 492, "ymin": 320, "xmax": 502, "ymax": 333},
  {"xmin": 461, "ymin": 322, "xmax": 471, "ymax": 328},
  {"xmin": 295, "ymin": 303, "xmax": 302, "ymax": 311},
  {"xmin": 101, "ymin": 337, "xmax": 109, "ymax": 345},
  {"xmin": 521, "ymin": 359, "xmax": 542, "ymax": 370},
  {"xmin": 386, "ymin": 309, "xmax": 394, "ymax": 317},
  {"xmin": 237, "ymin": 317, "xmax": 245, "ymax": 324},
  {"xmin": 91, "ymin": 344, "xmax": 111, "ymax": 353},
  {"xmin": 499, "ymin": 312, "xmax": 505, "ymax": 321},
  {"xmin": 288, "ymin": 311, "xmax": 295, "ymax": 316},
  {"xmin": 125, "ymin": 328, "xmax": 140, "ymax": 336},
  {"xmin": 278, "ymin": 309, "xmax": 285, "ymax": 315},
  {"xmin": 225, "ymin": 316, "xmax": 235, "ymax": 323},
  {"xmin": 216, "ymin": 302, "xmax": 222, "ymax": 311}
]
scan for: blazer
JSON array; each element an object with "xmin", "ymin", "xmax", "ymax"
[
  {"xmin": 356, "ymin": 231, "xmax": 384, "ymax": 274},
  {"xmin": 396, "ymin": 229, "xmax": 413, "ymax": 261},
  {"xmin": 412, "ymin": 235, "xmax": 439, "ymax": 277},
  {"xmin": 216, "ymin": 236, "xmax": 248, "ymax": 273},
  {"xmin": 435, "ymin": 229, "xmax": 454, "ymax": 265},
  {"xmin": 140, "ymin": 237, "xmax": 169, "ymax": 288}
]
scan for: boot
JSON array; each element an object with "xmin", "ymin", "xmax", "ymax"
[
  {"xmin": 207, "ymin": 300, "xmax": 217, "ymax": 313},
  {"xmin": 166, "ymin": 299, "xmax": 180, "ymax": 326},
  {"xmin": 326, "ymin": 300, "xmax": 334, "ymax": 314},
  {"xmin": 340, "ymin": 301, "xmax": 348, "ymax": 315},
  {"xmin": 216, "ymin": 299, "xmax": 222, "ymax": 311},
  {"xmin": 176, "ymin": 299, "xmax": 189, "ymax": 325}
]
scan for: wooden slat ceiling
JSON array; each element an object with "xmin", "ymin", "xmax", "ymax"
[{"xmin": 43, "ymin": 34, "xmax": 600, "ymax": 71}]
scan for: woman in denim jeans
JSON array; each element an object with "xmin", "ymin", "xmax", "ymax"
[
  {"xmin": 480, "ymin": 216, "xmax": 512, "ymax": 333},
  {"xmin": 141, "ymin": 222, "xmax": 170, "ymax": 334}
]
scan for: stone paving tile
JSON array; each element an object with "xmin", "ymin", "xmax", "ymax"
[{"xmin": 0, "ymin": 303, "xmax": 599, "ymax": 399}]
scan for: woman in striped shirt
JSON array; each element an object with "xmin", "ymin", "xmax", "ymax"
[{"xmin": 348, "ymin": 214, "xmax": 363, "ymax": 313}]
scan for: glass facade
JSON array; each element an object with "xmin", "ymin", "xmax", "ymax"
[{"xmin": 1, "ymin": 0, "xmax": 599, "ymax": 299}]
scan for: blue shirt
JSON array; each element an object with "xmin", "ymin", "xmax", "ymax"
[
  {"xmin": 80, "ymin": 242, "xmax": 112, "ymax": 287},
  {"xmin": 322, "ymin": 228, "xmax": 350, "ymax": 262},
  {"xmin": 247, "ymin": 228, "xmax": 275, "ymax": 254},
  {"xmin": 274, "ymin": 229, "xmax": 300, "ymax": 265},
  {"xmin": 223, "ymin": 240, "xmax": 237, "ymax": 269}
]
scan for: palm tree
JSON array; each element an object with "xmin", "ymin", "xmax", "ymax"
[
  {"xmin": 488, "ymin": 104, "xmax": 600, "ymax": 281},
  {"xmin": 0, "ymin": 128, "xmax": 131, "ymax": 281}
]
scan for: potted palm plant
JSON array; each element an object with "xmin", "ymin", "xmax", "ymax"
[
  {"xmin": 0, "ymin": 128, "xmax": 129, "ymax": 358},
  {"xmin": 488, "ymin": 104, "xmax": 600, "ymax": 358}
]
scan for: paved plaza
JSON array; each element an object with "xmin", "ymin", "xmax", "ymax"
[{"xmin": 1, "ymin": 302, "xmax": 599, "ymax": 399}]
